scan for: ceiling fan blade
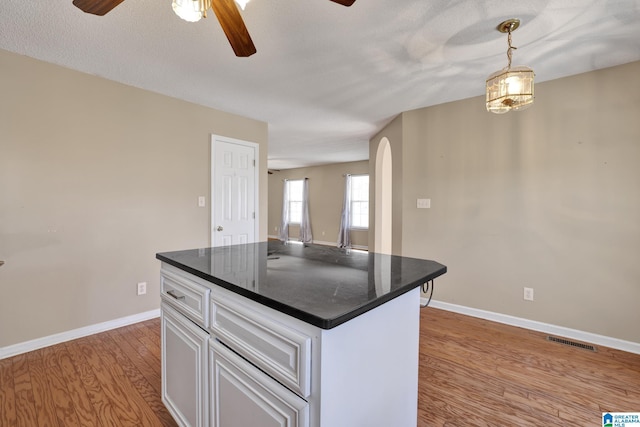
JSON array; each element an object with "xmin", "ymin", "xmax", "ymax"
[
  {"xmin": 72, "ymin": 0, "xmax": 125, "ymax": 15},
  {"xmin": 211, "ymin": 0, "xmax": 257, "ymax": 57},
  {"xmin": 329, "ymin": 0, "xmax": 356, "ymax": 6}
]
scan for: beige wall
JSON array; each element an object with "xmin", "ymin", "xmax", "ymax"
[
  {"xmin": 0, "ymin": 49, "xmax": 268, "ymax": 348},
  {"xmin": 372, "ymin": 61, "xmax": 640, "ymax": 343},
  {"xmin": 268, "ymin": 161, "xmax": 370, "ymax": 248}
]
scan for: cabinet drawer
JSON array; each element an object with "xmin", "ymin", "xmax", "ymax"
[
  {"xmin": 161, "ymin": 267, "xmax": 210, "ymax": 328},
  {"xmin": 210, "ymin": 291, "xmax": 312, "ymax": 398}
]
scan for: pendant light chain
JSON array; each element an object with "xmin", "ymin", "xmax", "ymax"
[{"xmin": 506, "ymin": 29, "xmax": 517, "ymax": 70}]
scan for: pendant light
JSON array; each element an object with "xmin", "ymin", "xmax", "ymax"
[{"xmin": 486, "ymin": 19, "xmax": 535, "ymax": 114}]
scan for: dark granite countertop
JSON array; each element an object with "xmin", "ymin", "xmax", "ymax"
[{"xmin": 156, "ymin": 241, "xmax": 447, "ymax": 329}]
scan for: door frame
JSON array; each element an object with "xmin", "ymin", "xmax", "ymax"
[{"xmin": 210, "ymin": 134, "xmax": 260, "ymax": 246}]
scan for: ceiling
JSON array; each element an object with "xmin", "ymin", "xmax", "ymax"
[{"xmin": 2, "ymin": 0, "xmax": 639, "ymax": 169}]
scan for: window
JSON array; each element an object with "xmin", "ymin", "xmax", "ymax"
[
  {"xmin": 287, "ymin": 179, "xmax": 303, "ymax": 224},
  {"xmin": 350, "ymin": 175, "xmax": 369, "ymax": 229}
]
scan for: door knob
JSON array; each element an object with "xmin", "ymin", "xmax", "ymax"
[
  {"xmin": 216, "ymin": 226, "xmax": 223, "ymax": 231},
  {"xmin": 0, "ymin": 261, "xmax": 4, "ymax": 267}
]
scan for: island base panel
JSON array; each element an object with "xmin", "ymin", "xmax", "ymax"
[{"xmin": 316, "ymin": 288, "xmax": 420, "ymax": 427}]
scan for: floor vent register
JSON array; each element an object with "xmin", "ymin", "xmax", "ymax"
[{"xmin": 546, "ymin": 335, "xmax": 597, "ymax": 352}]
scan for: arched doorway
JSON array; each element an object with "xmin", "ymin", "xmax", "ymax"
[{"xmin": 374, "ymin": 138, "xmax": 392, "ymax": 254}]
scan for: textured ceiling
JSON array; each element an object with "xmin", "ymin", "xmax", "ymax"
[{"xmin": 2, "ymin": 0, "xmax": 639, "ymax": 169}]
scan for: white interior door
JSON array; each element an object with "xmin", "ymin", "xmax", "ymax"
[{"xmin": 211, "ymin": 135, "xmax": 258, "ymax": 247}]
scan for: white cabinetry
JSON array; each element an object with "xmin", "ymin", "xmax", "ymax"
[
  {"xmin": 161, "ymin": 267, "xmax": 210, "ymax": 328},
  {"xmin": 161, "ymin": 265, "xmax": 212, "ymax": 427},
  {"xmin": 208, "ymin": 286, "xmax": 313, "ymax": 427},
  {"xmin": 209, "ymin": 339, "xmax": 309, "ymax": 427},
  {"xmin": 161, "ymin": 302, "xmax": 209, "ymax": 427},
  {"xmin": 207, "ymin": 284, "xmax": 421, "ymax": 427},
  {"xmin": 160, "ymin": 263, "xmax": 421, "ymax": 427},
  {"xmin": 210, "ymin": 289, "xmax": 312, "ymax": 398}
]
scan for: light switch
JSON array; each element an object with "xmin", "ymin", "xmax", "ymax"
[
  {"xmin": 417, "ymin": 198, "xmax": 431, "ymax": 209},
  {"xmin": 198, "ymin": 196, "xmax": 206, "ymax": 207}
]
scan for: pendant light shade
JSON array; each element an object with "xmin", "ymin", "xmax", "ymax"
[
  {"xmin": 486, "ymin": 19, "xmax": 535, "ymax": 114},
  {"xmin": 486, "ymin": 65, "xmax": 535, "ymax": 114}
]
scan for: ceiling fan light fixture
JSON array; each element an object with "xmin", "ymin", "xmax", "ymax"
[
  {"xmin": 486, "ymin": 19, "xmax": 535, "ymax": 114},
  {"xmin": 172, "ymin": 0, "xmax": 211, "ymax": 22},
  {"xmin": 234, "ymin": 0, "xmax": 249, "ymax": 10}
]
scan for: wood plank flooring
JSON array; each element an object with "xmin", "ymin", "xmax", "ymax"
[
  {"xmin": 1, "ymin": 308, "xmax": 639, "ymax": 426},
  {"xmin": 0, "ymin": 320, "xmax": 177, "ymax": 427},
  {"xmin": 418, "ymin": 307, "xmax": 640, "ymax": 426}
]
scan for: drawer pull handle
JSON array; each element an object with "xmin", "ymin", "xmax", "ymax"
[{"xmin": 167, "ymin": 290, "xmax": 185, "ymax": 301}]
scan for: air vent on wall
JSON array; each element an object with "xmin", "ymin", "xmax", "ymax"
[{"xmin": 546, "ymin": 336, "xmax": 597, "ymax": 352}]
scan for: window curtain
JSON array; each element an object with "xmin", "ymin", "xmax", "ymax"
[
  {"xmin": 279, "ymin": 179, "xmax": 290, "ymax": 242},
  {"xmin": 337, "ymin": 174, "xmax": 352, "ymax": 249},
  {"xmin": 299, "ymin": 178, "xmax": 313, "ymax": 244}
]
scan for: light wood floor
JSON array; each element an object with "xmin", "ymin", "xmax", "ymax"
[{"xmin": 1, "ymin": 308, "xmax": 639, "ymax": 426}]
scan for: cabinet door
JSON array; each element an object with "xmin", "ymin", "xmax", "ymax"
[
  {"xmin": 209, "ymin": 339, "xmax": 309, "ymax": 427},
  {"xmin": 162, "ymin": 302, "xmax": 209, "ymax": 427}
]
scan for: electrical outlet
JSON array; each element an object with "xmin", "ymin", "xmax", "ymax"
[
  {"xmin": 417, "ymin": 198, "xmax": 431, "ymax": 209},
  {"xmin": 137, "ymin": 282, "xmax": 147, "ymax": 296},
  {"xmin": 198, "ymin": 196, "xmax": 206, "ymax": 207},
  {"xmin": 523, "ymin": 287, "xmax": 534, "ymax": 301}
]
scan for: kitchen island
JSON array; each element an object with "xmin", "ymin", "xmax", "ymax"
[{"xmin": 157, "ymin": 241, "xmax": 447, "ymax": 427}]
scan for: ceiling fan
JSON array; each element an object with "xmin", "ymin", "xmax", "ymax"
[{"xmin": 72, "ymin": 0, "xmax": 356, "ymax": 57}]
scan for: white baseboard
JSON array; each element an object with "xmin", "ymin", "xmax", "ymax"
[
  {"xmin": 0, "ymin": 309, "xmax": 161, "ymax": 360},
  {"xmin": 421, "ymin": 299, "xmax": 640, "ymax": 355},
  {"xmin": 267, "ymin": 235, "xmax": 368, "ymax": 251},
  {"xmin": 311, "ymin": 239, "xmax": 368, "ymax": 251}
]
